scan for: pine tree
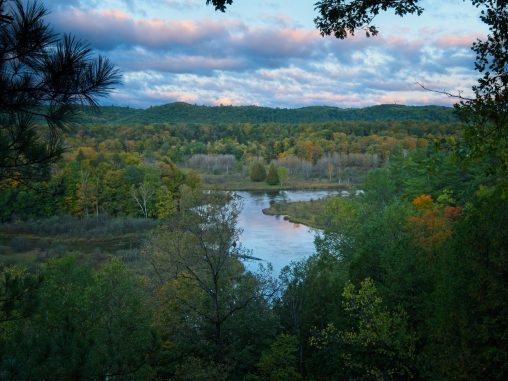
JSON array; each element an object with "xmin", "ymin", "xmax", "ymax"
[{"xmin": 0, "ymin": 0, "xmax": 120, "ymax": 183}]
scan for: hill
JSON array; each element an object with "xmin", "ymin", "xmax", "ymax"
[{"xmin": 78, "ymin": 103, "xmax": 456, "ymax": 124}]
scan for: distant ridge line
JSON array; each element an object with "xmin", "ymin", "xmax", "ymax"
[{"xmin": 79, "ymin": 102, "xmax": 457, "ymax": 124}]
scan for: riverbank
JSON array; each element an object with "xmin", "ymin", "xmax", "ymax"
[
  {"xmin": 201, "ymin": 174, "xmax": 352, "ymax": 191},
  {"xmin": 262, "ymin": 198, "xmax": 330, "ymax": 230}
]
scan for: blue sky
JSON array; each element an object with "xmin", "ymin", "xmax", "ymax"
[{"xmin": 46, "ymin": 0, "xmax": 486, "ymax": 108}]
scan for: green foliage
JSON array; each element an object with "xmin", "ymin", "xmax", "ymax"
[
  {"xmin": 147, "ymin": 193, "xmax": 277, "ymax": 379},
  {"xmin": 0, "ymin": 257, "xmax": 155, "ymax": 380},
  {"xmin": 277, "ymin": 166, "xmax": 288, "ymax": 186},
  {"xmin": 250, "ymin": 162, "xmax": 267, "ymax": 182},
  {"xmin": 86, "ymin": 259, "xmax": 156, "ymax": 378},
  {"xmin": 426, "ymin": 187, "xmax": 508, "ymax": 380},
  {"xmin": 1, "ymin": 1, "xmax": 506, "ymax": 379},
  {"xmin": 454, "ymin": 1, "xmax": 508, "ymax": 180},
  {"xmin": 253, "ymin": 334, "xmax": 302, "ymax": 381},
  {"xmin": 315, "ymin": 0, "xmax": 423, "ymax": 39},
  {"xmin": 311, "ymin": 278, "xmax": 416, "ymax": 380},
  {"xmin": 0, "ymin": 154, "xmax": 198, "ymax": 221},
  {"xmin": 306, "ymin": 141, "xmax": 508, "ymax": 380},
  {"xmin": 265, "ymin": 163, "xmax": 279, "ymax": 185},
  {"xmin": 155, "ymin": 185, "xmax": 177, "ymax": 218},
  {"xmin": 275, "ymin": 252, "xmax": 350, "ymax": 379},
  {"xmin": 362, "ymin": 167, "xmax": 397, "ymax": 207},
  {"xmin": 0, "ymin": 265, "xmax": 40, "ymax": 326},
  {"xmin": 77, "ymin": 103, "xmax": 457, "ymax": 125}
]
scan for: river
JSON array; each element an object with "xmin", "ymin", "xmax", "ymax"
[{"xmin": 236, "ymin": 190, "xmax": 339, "ymax": 275}]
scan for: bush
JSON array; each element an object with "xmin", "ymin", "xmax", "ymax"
[
  {"xmin": 250, "ymin": 162, "xmax": 266, "ymax": 182},
  {"xmin": 266, "ymin": 163, "xmax": 279, "ymax": 185}
]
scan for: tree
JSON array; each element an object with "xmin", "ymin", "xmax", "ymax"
[
  {"xmin": 85, "ymin": 259, "xmax": 156, "ymax": 380},
  {"xmin": 206, "ymin": 0, "xmax": 423, "ymax": 37},
  {"xmin": 313, "ymin": 0, "xmax": 424, "ymax": 39},
  {"xmin": 250, "ymin": 162, "xmax": 266, "ymax": 182},
  {"xmin": 206, "ymin": 0, "xmax": 233, "ymax": 12},
  {"xmin": 252, "ymin": 334, "xmax": 303, "ymax": 381},
  {"xmin": 0, "ymin": 0, "xmax": 120, "ymax": 184},
  {"xmin": 0, "ymin": 265, "xmax": 40, "ymax": 326},
  {"xmin": 407, "ymin": 194, "xmax": 453, "ymax": 259},
  {"xmin": 155, "ymin": 185, "xmax": 177, "ymax": 219},
  {"xmin": 1, "ymin": 257, "xmax": 156, "ymax": 380},
  {"xmin": 454, "ymin": 0, "xmax": 508, "ymax": 179},
  {"xmin": 427, "ymin": 186, "xmax": 508, "ymax": 380},
  {"xmin": 131, "ymin": 182, "xmax": 155, "ymax": 218},
  {"xmin": 311, "ymin": 278, "xmax": 416, "ymax": 380},
  {"xmin": 277, "ymin": 166, "xmax": 288, "ymax": 186},
  {"xmin": 275, "ymin": 252, "xmax": 351, "ymax": 378},
  {"xmin": 265, "ymin": 163, "xmax": 279, "ymax": 185},
  {"xmin": 146, "ymin": 192, "xmax": 275, "ymax": 375}
]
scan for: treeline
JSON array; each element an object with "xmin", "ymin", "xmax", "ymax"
[
  {"xmin": 69, "ymin": 119, "xmax": 457, "ymax": 164},
  {"xmin": 0, "ymin": 115, "xmax": 460, "ymax": 221},
  {"xmin": 65, "ymin": 118, "xmax": 457, "ymax": 170},
  {"xmin": 186, "ymin": 153, "xmax": 378, "ymax": 183},
  {"xmin": 76, "ymin": 103, "xmax": 457, "ymax": 125},
  {"xmin": 0, "ymin": 148, "xmax": 200, "ymax": 222}
]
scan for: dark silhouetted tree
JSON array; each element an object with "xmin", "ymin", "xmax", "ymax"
[{"xmin": 0, "ymin": 0, "xmax": 120, "ymax": 184}]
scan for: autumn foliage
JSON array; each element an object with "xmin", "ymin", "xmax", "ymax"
[
  {"xmin": 408, "ymin": 194, "xmax": 457, "ymax": 257},
  {"xmin": 444, "ymin": 206, "xmax": 463, "ymax": 219},
  {"xmin": 412, "ymin": 194, "xmax": 433, "ymax": 210}
]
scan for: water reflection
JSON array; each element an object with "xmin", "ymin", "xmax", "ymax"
[{"xmin": 236, "ymin": 190, "xmax": 338, "ymax": 275}]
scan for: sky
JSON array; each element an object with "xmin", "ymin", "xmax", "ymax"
[{"xmin": 45, "ymin": 0, "xmax": 487, "ymax": 108}]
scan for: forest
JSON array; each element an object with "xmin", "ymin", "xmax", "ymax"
[
  {"xmin": 1, "ymin": 0, "xmax": 508, "ymax": 380},
  {"xmin": 0, "ymin": 106, "xmax": 459, "ymax": 221},
  {"xmin": 74, "ymin": 103, "xmax": 457, "ymax": 125}
]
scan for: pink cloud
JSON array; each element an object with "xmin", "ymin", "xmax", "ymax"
[
  {"xmin": 49, "ymin": 8, "xmax": 238, "ymax": 49},
  {"xmin": 47, "ymin": 3, "xmax": 480, "ymax": 108},
  {"xmin": 97, "ymin": 9, "xmax": 131, "ymax": 21},
  {"xmin": 211, "ymin": 97, "xmax": 236, "ymax": 106},
  {"xmin": 435, "ymin": 35, "xmax": 478, "ymax": 48}
]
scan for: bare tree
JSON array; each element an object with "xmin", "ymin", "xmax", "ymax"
[{"xmin": 187, "ymin": 154, "xmax": 236, "ymax": 175}]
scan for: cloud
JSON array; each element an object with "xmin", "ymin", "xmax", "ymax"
[
  {"xmin": 232, "ymin": 28, "xmax": 321, "ymax": 58},
  {"xmin": 45, "ymin": 2, "xmax": 482, "ymax": 108},
  {"xmin": 48, "ymin": 9, "xmax": 233, "ymax": 51},
  {"xmin": 435, "ymin": 35, "xmax": 478, "ymax": 48},
  {"xmin": 111, "ymin": 48, "xmax": 248, "ymax": 74},
  {"xmin": 110, "ymin": 50, "xmax": 476, "ymax": 109}
]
